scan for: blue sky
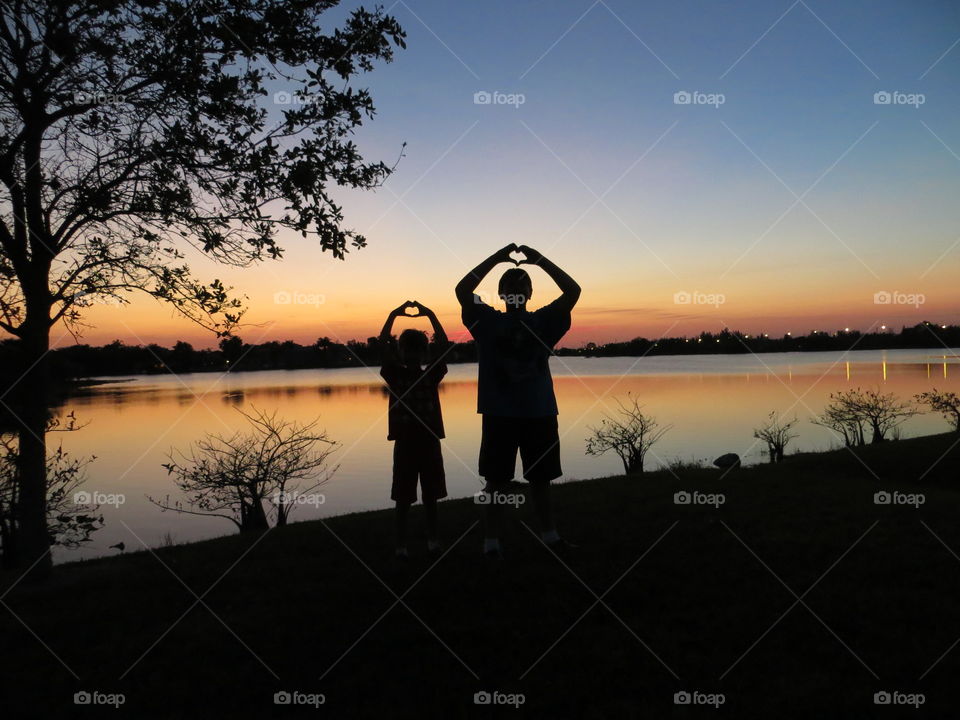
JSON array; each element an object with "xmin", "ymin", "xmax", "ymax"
[{"xmin": 77, "ymin": 0, "xmax": 960, "ymax": 347}]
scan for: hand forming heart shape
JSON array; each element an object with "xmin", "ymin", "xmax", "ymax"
[{"xmin": 401, "ymin": 300, "xmax": 423, "ymax": 317}]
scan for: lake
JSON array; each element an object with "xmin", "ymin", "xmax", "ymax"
[{"xmin": 52, "ymin": 348, "xmax": 960, "ymax": 562}]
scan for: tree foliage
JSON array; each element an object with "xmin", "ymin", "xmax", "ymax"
[
  {"xmin": 752, "ymin": 411, "xmax": 798, "ymax": 463},
  {"xmin": 813, "ymin": 388, "xmax": 916, "ymax": 446},
  {"xmin": 0, "ymin": 414, "xmax": 100, "ymax": 566},
  {"xmin": 150, "ymin": 407, "xmax": 338, "ymax": 533},
  {"xmin": 0, "ymin": 0, "xmax": 404, "ymax": 573},
  {"xmin": 585, "ymin": 395, "xmax": 670, "ymax": 475},
  {"xmin": 916, "ymin": 389, "xmax": 960, "ymax": 432}
]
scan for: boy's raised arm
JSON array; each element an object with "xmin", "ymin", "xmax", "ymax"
[
  {"xmin": 380, "ymin": 302, "xmax": 411, "ymax": 364},
  {"xmin": 518, "ymin": 245, "xmax": 581, "ymax": 312},
  {"xmin": 455, "ymin": 243, "xmax": 518, "ymax": 307},
  {"xmin": 380, "ymin": 303, "xmax": 406, "ymax": 342}
]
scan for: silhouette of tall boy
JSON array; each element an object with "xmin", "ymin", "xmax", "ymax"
[{"xmin": 456, "ymin": 244, "xmax": 581, "ymax": 557}]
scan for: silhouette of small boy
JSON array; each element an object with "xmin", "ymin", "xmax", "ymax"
[{"xmin": 379, "ymin": 301, "xmax": 450, "ymax": 558}]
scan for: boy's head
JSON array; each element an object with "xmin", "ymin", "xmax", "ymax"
[
  {"xmin": 398, "ymin": 328, "xmax": 429, "ymax": 365},
  {"xmin": 498, "ymin": 268, "xmax": 532, "ymax": 310}
]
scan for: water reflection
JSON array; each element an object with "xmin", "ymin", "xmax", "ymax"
[{"xmin": 49, "ymin": 351, "xmax": 959, "ymax": 563}]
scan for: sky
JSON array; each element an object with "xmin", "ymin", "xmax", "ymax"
[{"xmin": 60, "ymin": 0, "xmax": 960, "ymax": 349}]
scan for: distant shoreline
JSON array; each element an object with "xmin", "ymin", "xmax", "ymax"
[{"xmin": 73, "ymin": 344, "xmax": 960, "ymax": 387}]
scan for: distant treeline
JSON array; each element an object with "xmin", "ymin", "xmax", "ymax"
[
  {"xmin": 557, "ymin": 322, "xmax": 960, "ymax": 359},
  {"xmin": 0, "ymin": 322, "xmax": 957, "ymax": 388}
]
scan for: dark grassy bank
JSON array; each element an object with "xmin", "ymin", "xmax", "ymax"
[{"xmin": 3, "ymin": 433, "xmax": 960, "ymax": 718}]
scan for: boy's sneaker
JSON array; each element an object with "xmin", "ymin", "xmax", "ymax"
[
  {"xmin": 427, "ymin": 541, "xmax": 444, "ymax": 557},
  {"xmin": 545, "ymin": 538, "xmax": 578, "ymax": 557},
  {"xmin": 483, "ymin": 546, "xmax": 504, "ymax": 560},
  {"xmin": 482, "ymin": 538, "xmax": 503, "ymax": 560},
  {"xmin": 395, "ymin": 546, "xmax": 409, "ymax": 560}
]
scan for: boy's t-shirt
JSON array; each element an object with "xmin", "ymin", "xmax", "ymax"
[
  {"xmin": 461, "ymin": 297, "xmax": 571, "ymax": 418},
  {"xmin": 380, "ymin": 350, "xmax": 448, "ymax": 441}
]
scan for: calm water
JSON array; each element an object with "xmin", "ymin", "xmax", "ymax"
[{"xmin": 53, "ymin": 348, "xmax": 960, "ymax": 562}]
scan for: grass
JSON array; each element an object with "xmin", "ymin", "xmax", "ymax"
[{"xmin": 3, "ymin": 432, "xmax": 960, "ymax": 718}]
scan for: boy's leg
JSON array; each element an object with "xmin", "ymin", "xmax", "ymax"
[
  {"xmin": 420, "ymin": 437, "xmax": 446, "ymax": 551},
  {"xmin": 391, "ymin": 440, "xmax": 417, "ymax": 555},
  {"xmin": 483, "ymin": 488, "xmax": 506, "ymax": 543},
  {"xmin": 478, "ymin": 416, "xmax": 517, "ymax": 554},
  {"xmin": 529, "ymin": 481, "xmax": 556, "ymax": 535},
  {"xmin": 424, "ymin": 498, "xmax": 439, "ymax": 545},
  {"xmin": 520, "ymin": 417, "xmax": 563, "ymax": 544},
  {"xmin": 395, "ymin": 502, "xmax": 410, "ymax": 550}
]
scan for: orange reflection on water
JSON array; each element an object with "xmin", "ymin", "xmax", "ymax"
[{"xmin": 53, "ymin": 354, "xmax": 958, "ymax": 562}]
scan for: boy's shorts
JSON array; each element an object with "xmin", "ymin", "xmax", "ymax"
[
  {"xmin": 478, "ymin": 415, "xmax": 562, "ymax": 488},
  {"xmin": 392, "ymin": 435, "xmax": 447, "ymax": 504}
]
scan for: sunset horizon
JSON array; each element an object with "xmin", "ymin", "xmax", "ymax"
[{"xmin": 2, "ymin": 1, "xmax": 959, "ymax": 716}]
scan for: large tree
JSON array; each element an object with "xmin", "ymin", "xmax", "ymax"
[{"xmin": 0, "ymin": 0, "xmax": 405, "ymax": 576}]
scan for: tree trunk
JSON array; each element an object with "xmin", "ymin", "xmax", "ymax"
[
  {"xmin": 11, "ymin": 320, "xmax": 52, "ymax": 578},
  {"xmin": 240, "ymin": 491, "xmax": 269, "ymax": 533}
]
